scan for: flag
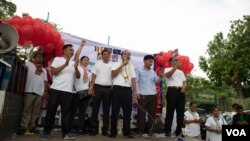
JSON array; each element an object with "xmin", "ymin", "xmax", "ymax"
[
  {"xmin": 172, "ymin": 48, "xmax": 179, "ymax": 58},
  {"xmin": 113, "ymin": 49, "xmax": 121, "ymax": 55}
]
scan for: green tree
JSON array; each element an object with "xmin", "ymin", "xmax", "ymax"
[
  {"xmin": 0, "ymin": 0, "xmax": 16, "ymax": 19},
  {"xmin": 199, "ymin": 15, "xmax": 250, "ymax": 99}
]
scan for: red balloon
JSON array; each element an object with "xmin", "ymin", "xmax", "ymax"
[
  {"xmin": 55, "ymin": 39, "xmax": 64, "ymax": 50},
  {"xmin": 43, "ymin": 28, "xmax": 53, "ymax": 45},
  {"xmin": 11, "ymin": 24, "xmax": 21, "ymax": 34},
  {"xmin": 157, "ymin": 55, "xmax": 164, "ymax": 66},
  {"xmin": 22, "ymin": 16, "xmax": 33, "ymax": 25},
  {"xmin": 52, "ymin": 31, "xmax": 61, "ymax": 44},
  {"xmin": 33, "ymin": 22, "xmax": 45, "ymax": 38},
  {"xmin": 43, "ymin": 43, "xmax": 55, "ymax": 53},
  {"xmin": 55, "ymin": 48, "xmax": 63, "ymax": 57},
  {"xmin": 20, "ymin": 24, "xmax": 33, "ymax": 41},
  {"xmin": 33, "ymin": 18, "xmax": 44, "ymax": 25},
  {"xmin": 10, "ymin": 16, "xmax": 22, "ymax": 26},
  {"xmin": 45, "ymin": 23, "xmax": 54, "ymax": 29}
]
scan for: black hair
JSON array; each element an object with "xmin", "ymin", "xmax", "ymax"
[
  {"xmin": 236, "ymin": 105, "xmax": 243, "ymax": 110},
  {"xmin": 62, "ymin": 44, "xmax": 73, "ymax": 50},
  {"xmin": 189, "ymin": 101, "xmax": 197, "ymax": 107},
  {"xmin": 80, "ymin": 56, "xmax": 89, "ymax": 62},
  {"xmin": 144, "ymin": 55, "xmax": 154, "ymax": 61},
  {"xmin": 211, "ymin": 106, "xmax": 220, "ymax": 112},
  {"xmin": 33, "ymin": 51, "xmax": 43, "ymax": 57},
  {"xmin": 232, "ymin": 103, "xmax": 238, "ymax": 109},
  {"xmin": 101, "ymin": 49, "xmax": 110, "ymax": 55}
]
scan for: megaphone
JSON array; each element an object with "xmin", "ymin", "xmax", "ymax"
[{"xmin": 0, "ymin": 22, "xmax": 19, "ymax": 54}]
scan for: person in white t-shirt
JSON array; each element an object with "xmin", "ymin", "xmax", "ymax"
[
  {"xmin": 164, "ymin": 57, "xmax": 187, "ymax": 137},
  {"xmin": 184, "ymin": 102, "xmax": 202, "ymax": 139},
  {"xmin": 109, "ymin": 50, "xmax": 138, "ymax": 138},
  {"xmin": 68, "ymin": 40, "xmax": 92, "ymax": 135},
  {"xmin": 20, "ymin": 52, "xmax": 48, "ymax": 135},
  {"xmin": 229, "ymin": 103, "xmax": 238, "ymax": 124},
  {"xmin": 205, "ymin": 106, "xmax": 227, "ymax": 141},
  {"xmin": 42, "ymin": 43, "xmax": 81, "ymax": 140},
  {"xmin": 88, "ymin": 49, "xmax": 113, "ymax": 136}
]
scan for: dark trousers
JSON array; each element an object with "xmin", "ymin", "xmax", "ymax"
[
  {"xmin": 90, "ymin": 84, "xmax": 112, "ymax": 134},
  {"xmin": 164, "ymin": 87, "xmax": 185, "ymax": 135},
  {"xmin": 110, "ymin": 85, "xmax": 132, "ymax": 136},
  {"xmin": 137, "ymin": 94, "xmax": 157, "ymax": 135},
  {"xmin": 68, "ymin": 93, "xmax": 90, "ymax": 133},
  {"xmin": 43, "ymin": 89, "xmax": 73, "ymax": 136}
]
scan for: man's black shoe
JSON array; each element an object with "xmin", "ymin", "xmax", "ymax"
[
  {"xmin": 124, "ymin": 134, "xmax": 134, "ymax": 138},
  {"xmin": 109, "ymin": 134, "xmax": 116, "ymax": 138},
  {"xmin": 102, "ymin": 132, "xmax": 110, "ymax": 137},
  {"xmin": 165, "ymin": 132, "xmax": 171, "ymax": 137}
]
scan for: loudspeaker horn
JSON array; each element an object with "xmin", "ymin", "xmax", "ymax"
[{"xmin": 0, "ymin": 22, "xmax": 19, "ymax": 54}]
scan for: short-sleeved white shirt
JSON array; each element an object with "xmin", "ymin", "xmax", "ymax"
[
  {"xmin": 25, "ymin": 61, "xmax": 47, "ymax": 96},
  {"xmin": 205, "ymin": 116, "xmax": 226, "ymax": 141},
  {"xmin": 50, "ymin": 57, "xmax": 75, "ymax": 93},
  {"xmin": 112, "ymin": 62, "xmax": 136, "ymax": 87},
  {"xmin": 164, "ymin": 67, "xmax": 186, "ymax": 87},
  {"xmin": 184, "ymin": 110, "xmax": 201, "ymax": 137},
  {"xmin": 91, "ymin": 60, "xmax": 112, "ymax": 86},
  {"xmin": 74, "ymin": 66, "xmax": 91, "ymax": 92}
]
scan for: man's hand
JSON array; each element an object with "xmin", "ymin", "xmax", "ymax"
[
  {"xmin": 88, "ymin": 87, "xmax": 95, "ymax": 96},
  {"xmin": 122, "ymin": 59, "xmax": 129, "ymax": 66},
  {"xmin": 80, "ymin": 40, "xmax": 86, "ymax": 47},
  {"xmin": 181, "ymin": 87, "xmax": 186, "ymax": 93},
  {"xmin": 159, "ymin": 72, "xmax": 164, "ymax": 78},
  {"xmin": 173, "ymin": 61, "xmax": 180, "ymax": 69}
]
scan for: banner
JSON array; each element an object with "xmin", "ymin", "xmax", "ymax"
[{"xmin": 62, "ymin": 32, "xmax": 149, "ymax": 117}]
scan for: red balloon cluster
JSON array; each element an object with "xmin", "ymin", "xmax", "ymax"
[
  {"xmin": 154, "ymin": 50, "xmax": 194, "ymax": 74},
  {"xmin": 2, "ymin": 16, "xmax": 64, "ymax": 55},
  {"xmin": 1, "ymin": 15, "xmax": 65, "ymax": 67}
]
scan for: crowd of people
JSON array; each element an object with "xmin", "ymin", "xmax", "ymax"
[{"xmin": 18, "ymin": 40, "xmax": 249, "ymax": 141}]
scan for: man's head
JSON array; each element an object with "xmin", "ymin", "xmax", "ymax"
[
  {"xmin": 189, "ymin": 101, "xmax": 197, "ymax": 112},
  {"xmin": 211, "ymin": 106, "xmax": 220, "ymax": 117},
  {"xmin": 33, "ymin": 52, "xmax": 43, "ymax": 63},
  {"xmin": 63, "ymin": 44, "xmax": 74, "ymax": 58},
  {"xmin": 101, "ymin": 49, "xmax": 111, "ymax": 62},
  {"xmin": 121, "ymin": 50, "xmax": 131, "ymax": 61},
  {"xmin": 232, "ymin": 103, "xmax": 238, "ymax": 111},
  {"xmin": 169, "ymin": 57, "xmax": 179, "ymax": 67},
  {"xmin": 236, "ymin": 105, "xmax": 244, "ymax": 114},
  {"xmin": 143, "ymin": 55, "xmax": 154, "ymax": 69}
]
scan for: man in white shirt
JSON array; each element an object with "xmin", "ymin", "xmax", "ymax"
[
  {"xmin": 205, "ymin": 107, "xmax": 227, "ymax": 141},
  {"xmin": 20, "ymin": 52, "xmax": 48, "ymax": 135},
  {"xmin": 164, "ymin": 57, "xmax": 187, "ymax": 137},
  {"xmin": 42, "ymin": 44, "xmax": 80, "ymax": 140},
  {"xmin": 88, "ymin": 49, "xmax": 113, "ymax": 136},
  {"xmin": 109, "ymin": 50, "xmax": 137, "ymax": 138},
  {"xmin": 184, "ymin": 102, "xmax": 202, "ymax": 139}
]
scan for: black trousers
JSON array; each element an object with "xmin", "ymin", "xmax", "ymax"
[
  {"xmin": 137, "ymin": 95, "xmax": 157, "ymax": 134},
  {"xmin": 68, "ymin": 93, "xmax": 90, "ymax": 133},
  {"xmin": 43, "ymin": 89, "xmax": 73, "ymax": 136},
  {"xmin": 110, "ymin": 85, "xmax": 132, "ymax": 136},
  {"xmin": 164, "ymin": 87, "xmax": 185, "ymax": 135},
  {"xmin": 90, "ymin": 84, "xmax": 112, "ymax": 134}
]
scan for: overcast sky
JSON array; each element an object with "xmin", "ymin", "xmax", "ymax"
[{"xmin": 11, "ymin": 0, "xmax": 250, "ymax": 77}]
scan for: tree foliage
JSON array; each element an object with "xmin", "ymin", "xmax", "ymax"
[
  {"xmin": 199, "ymin": 16, "xmax": 250, "ymax": 98},
  {"xmin": 0, "ymin": 0, "xmax": 16, "ymax": 19}
]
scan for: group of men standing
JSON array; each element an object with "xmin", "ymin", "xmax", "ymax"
[{"xmin": 19, "ymin": 40, "xmax": 187, "ymax": 140}]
